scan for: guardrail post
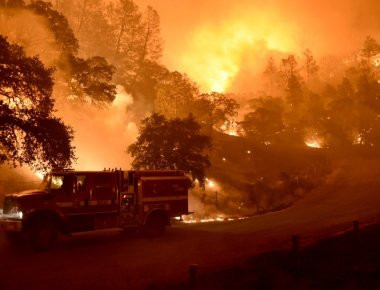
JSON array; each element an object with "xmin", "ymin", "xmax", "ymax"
[
  {"xmin": 292, "ymin": 235, "xmax": 300, "ymax": 273},
  {"xmin": 353, "ymin": 220, "xmax": 359, "ymax": 237},
  {"xmin": 215, "ymin": 191, "xmax": 218, "ymax": 210},
  {"xmin": 189, "ymin": 264, "xmax": 198, "ymax": 290},
  {"xmin": 352, "ymin": 220, "xmax": 361, "ymax": 261},
  {"xmin": 292, "ymin": 235, "xmax": 299, "ymax": 255}
]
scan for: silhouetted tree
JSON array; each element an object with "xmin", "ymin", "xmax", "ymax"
[
  {"xmin": 263, "ymin": 56, "xmax": 278, "ymax": 94},
  {"xmin": 0, "ymin": 35, "xmax": 75, "ymax": 170},
  {"xmin": 106, "ymin": 0, "xmax": 162, "ymax": 90},
  {"xmin": 356, "ymin": 73, "xmax": 380, "ymax": 146},
  {"xmin": 361, "ymin": 36, "xmax": 380, "ymax": 63},
  {"xmin": 136, "ymin": 6, "xmax": 162, "ymax": 71},
  {"xmin": 154, "ymin": 71, "xmax": 198, "ymax": 119},
  {"xmin": 280, "ymin": 55, "xmax": 299, "ymax": 86},
  {"xmin": 323, "ymin": 78, "xmax": 358, "ymax": 148},
  {"xmin": 28, "ymin": 0, "xmax": 79, "ymax": 55},
  {"xmin": 67, "ymin": 55, "xmax": 116, "ymax": 104},
  {"xmin": 52, "ymin": 0, "xmax": 114, "ymax": 59},
  {"xmin": 129, "ymin": 60, "xmax": 168, "ymax": 111},
  {"xmin": 241, "ymin": 96, "xmax": 284, "ymax": 145},
  {"xmin": 27, "ymin": 1, "xmax": 117, "ymax": 105},
  {"xmin": 286, "ymin": 74, "xmax": 303, "ymax": 107},
  {"xmin": 51, "ymin": 0, "xmax": 165, "ymax": 114},
  {"xmin": 0, "ymin": 0, "xmax": 24, "ymax": 8},
  {"xmin": 194, "ymin": 92, "xmax": 240, "ymax": 134},
  {"xmin": 128, "ymin": 113, "xmax": 211, "ymax": 186},
  {"xmin": 303, "ymin": 49, "xmax": 319, "ymax": 88}
]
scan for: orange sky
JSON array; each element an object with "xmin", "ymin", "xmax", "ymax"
[{"xmin": 136, "ymin": 0, "xmax": 380, "ymax": 93}]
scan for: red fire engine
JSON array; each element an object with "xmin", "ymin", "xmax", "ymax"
[{"xmin": 0, "ymin": 169, "xmax": 190, "ymax": 250}]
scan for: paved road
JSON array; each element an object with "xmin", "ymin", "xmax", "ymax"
[
  {"xmin": 0, "ymin": 220, "xmax": 282, "ymax": 290},
  {"xmin": 1, "ymin": 167, "xmax": 380, "ymax": 289},
  {"xmin": 0, "ymin": 213, "xmax": 378, "ymax": 289}
]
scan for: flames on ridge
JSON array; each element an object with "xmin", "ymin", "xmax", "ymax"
[{"xmin": 178, "ymin": 16, "xmax": 298, "ymax": 93}]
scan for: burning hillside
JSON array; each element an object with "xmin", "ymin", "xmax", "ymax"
[
  {"xmin": 1, "ymin": 0, "xmax": 380, "ymax": 221},
  {"xmin": 2, "ymin": 1, "xmax": 380, "ymax": 289}
]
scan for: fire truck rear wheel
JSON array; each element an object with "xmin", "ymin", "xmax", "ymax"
[
  {"xmin": 143, "ymin": 213, "xmax": 166, "ymax": 237},
  {"xmin": 28, "ymin": 217, "xmax": 58, "ymax": 251}
]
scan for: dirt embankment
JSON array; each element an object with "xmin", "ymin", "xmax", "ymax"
[{"xmin": 169, "ymin": 222, "xmax": 380, "ymax": 289}]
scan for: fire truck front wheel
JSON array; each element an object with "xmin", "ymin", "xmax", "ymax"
[
  {"xmin": 27, "ymin": 216, "xmax": 58, "ymax": 251},
  {"xmin": 5, "ymin": 232, "xmax": 24, "ymax": 246},
  {"xmin": 143, "ymin": 212, "xmax": 167, "ymax": 237}
]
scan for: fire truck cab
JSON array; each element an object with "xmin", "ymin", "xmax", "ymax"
[{"xmin": 0, "ymin": 169, "xmax": 190, "ymax": 250}]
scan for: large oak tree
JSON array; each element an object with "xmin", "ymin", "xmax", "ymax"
[
  {"xmin": 128, "ymin": 113, "xmax": 211, "ymax": 186},
  {"xmin": 0, "ymin": 35, "xmax": 75, "ymax": 170}
]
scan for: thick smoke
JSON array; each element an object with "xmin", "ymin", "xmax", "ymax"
[
  {"xmin": 137, "ymin": 0, "xmax": 380, "ymax": 93},
  {"xmin": 0, "ymin": 6, "xmax": 138, "ymax": 171},
  {"xmin": 2, "ymin": 0, "xmax": 380, "ymax": 219},
  {"xmin": 0, "ymin": 8, "xmax": 59, "ymax": 67},
  {"xmin": 55, "ymin": 86, "xmax": 138, "ymax": 170}
]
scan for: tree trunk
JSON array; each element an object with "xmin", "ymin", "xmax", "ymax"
[
  {"xmin": 115, "ymin": 16, "xmax": 126, "ymax": 54},
  {"xmin": 76, "ymin": 0, "xmax": 88, "ymax": 35},
  {"xmin": 132, "ymin": 9, "xmax": 151, "ymax": 85}
]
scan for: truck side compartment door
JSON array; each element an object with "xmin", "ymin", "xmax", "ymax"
[{"xmin": 89, "ymin": 173, "xmax": 119, "ymax": 229}]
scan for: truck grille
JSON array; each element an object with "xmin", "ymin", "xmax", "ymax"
[{"xmin": 3, "ymin": 197, "xmax": 13, "ymax": 214}]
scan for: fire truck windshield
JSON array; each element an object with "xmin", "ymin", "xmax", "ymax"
[
  {"xmin": 38, "ymin": 174, "xmax": 65, "ymax": 191},
  {"xmin": 37, "ymin": 175, "xmax": 49, "ymax": 190}
]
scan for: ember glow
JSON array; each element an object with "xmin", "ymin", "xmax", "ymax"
[
  {"xmin": 177, "ymin": 214, "xmax": 249, "ymax": 224},
  {"xmin": 354, "ymin": 134, "xmax": 364, "ymax": 145},
  {"xmin": 305, "ymin": 136, "xmax": 324, "ymax": 148},
  {"xmin": 207, "ymin": 180, "xmax": 215, "ymax": 188},
  {"xmin": 205, "ymin": 178, "xmax": 216, "ymax": 188},
  {"xmin": 34, "ymin": 171, "xmax": 44, "ymax": 180},
  {"xmin": 220, "ymin": 120, "xmax": 239, "ymax": 136}
]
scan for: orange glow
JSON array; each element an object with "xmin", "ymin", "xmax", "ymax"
[
  {"xmin": 372, "ymin": 55, "xmax": 380, "ymax": 67},
  {"xmin": 207, "ymin": 180, "xmax": 215, "ymax": 187},
  {"xmin": 179, "ymin": 18, "xmax": 297, "ymax": 92},
  {"xmin": 57, "ymin": 86, "xmax": 137, "ymax": 170},
  {"xmin": 305, "ymin": 136, "xmax": 323, "ymax": 148},
  {"xmin": 227, "ymin": 130, "xmax": 238, "ymax": 136},
  {"xmin": 34, "ymin": 171, "xmax": 44, "ymax": 180},
  {"xmin": 220, "ymin": 120, "xmax": 239, "ymax": 136},
  {"xmin": 180, "ymin": 214, "xmax": 248, "ymax": 224},
  {"xmin": 354, "ymin": 134, "xmax": 364, "ymax": 145}
]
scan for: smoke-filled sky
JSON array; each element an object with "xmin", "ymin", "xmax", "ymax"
[
  {"xmin": 2, "ymin": 0, "xmax": 380, "ymax": 172},
  {"xmin": 137, "ymin": 0, "xmax": 380, "ymax": 93}
]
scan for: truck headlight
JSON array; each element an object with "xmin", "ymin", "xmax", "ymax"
[{"xmin": 8, "ymin": 206, "xmax": 23, "ymax": 219}]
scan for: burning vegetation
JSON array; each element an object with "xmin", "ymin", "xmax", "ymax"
[
  {"xmin": 1, "ymin": 0, "xmax": 380, "ymax": 222},
  {"xmin": 2, "ymin": 1, "xmax": 380, "ymax": 290}
]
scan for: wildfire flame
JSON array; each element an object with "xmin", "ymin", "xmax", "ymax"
[
  {"xmin": 34, "ymin": 171, "xmax": 44, "ymax": 180},
  {"xmin": 354, "ymin": 134, "xmax": 363, "ymax": 145},
  {"xmin": 227, "ymin": 130, "xmax": 238, "ymax": 136},
  {"xmin": 205, "ymin": 177, "xmax": 217, "ymax": 188},
  {"xmin": 220, "ymin": 120, "xmax": 239, "ymax": 136},
  {"xmin": 305, "ymin": 137, "xmax": 323, "ymax": 148},
  {"xmin": 176, "ymin": 214, "xmax": 248, "ymax": 224},
  {"xmin": 179, "ymin": 17, "xmax": 297, "ymax": 93}
]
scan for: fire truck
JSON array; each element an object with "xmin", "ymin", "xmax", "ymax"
[{"xmin": 0, "ymin": 169, "xmax": 190, "ymax": 250}]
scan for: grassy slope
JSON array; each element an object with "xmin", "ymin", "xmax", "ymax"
[{"xmin": 168, "ymin": 158, "xmax": 380, "ymax": 289}]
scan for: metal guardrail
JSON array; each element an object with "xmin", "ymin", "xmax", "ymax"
[{"xmin": 184, "ymin": 215, "xmax": 380, "ymax": 289}]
